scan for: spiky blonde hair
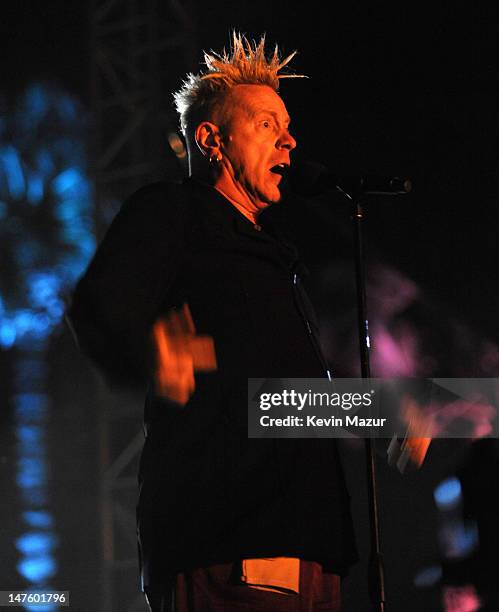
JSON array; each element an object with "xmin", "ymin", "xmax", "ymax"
[{"xmin": 173, "ymin": 31, "xmax": 304, "ymax": 135}]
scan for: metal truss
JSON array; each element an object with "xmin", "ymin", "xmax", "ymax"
[
  {"xmin": 89, "ymin": 1, "xmax": 195, "ymax": 609},
  {"xmin": 90, "ymin": 0, "xmax": 195, "ymax": 236}
]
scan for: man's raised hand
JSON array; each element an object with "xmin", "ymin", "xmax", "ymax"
[{"xmin": 153, "ymin": 304, "xmax": 217, "ymax": 405}]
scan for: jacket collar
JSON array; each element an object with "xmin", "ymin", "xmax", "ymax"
[{"xmin": 184, "ymin": 177, "xmax": 301, "ymax": 269}]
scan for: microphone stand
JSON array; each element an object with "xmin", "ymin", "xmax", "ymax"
[
  {"xmin": 289, "ymin": 163, "xmax": 410, "ymax": 611},
  {"xmin": 351, "ymin": 192, "xmax": 386, "ymax": 612},
  {"xmin": 335, "ymin": 178, "xmax": 409, "ymax": 611}
]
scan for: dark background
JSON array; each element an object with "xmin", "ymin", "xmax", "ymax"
[
  {"xmin": 1, "ymin": 2, "xmax": 497, "ymax": 611},
  {"xmin": 2, "ymin": 1, "xmax": 496, "ymax": 338}
]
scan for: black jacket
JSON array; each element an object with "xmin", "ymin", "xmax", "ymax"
[{"xmin": 68, "ymin": 178, "xmax": 357, "ymax": 586}]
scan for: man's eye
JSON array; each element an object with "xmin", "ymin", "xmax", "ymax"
[{"xmin": 262, "ymin": 120, "xmax": 271, "ymax": 128}]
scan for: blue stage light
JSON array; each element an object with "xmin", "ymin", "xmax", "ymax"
[
  {"xmin": 16, "ymin": 426, "xmax": 43, "ymax": 455},
  {"xmin": 453, "ymin": 522, "xmax": 478, "ymax": 557},
  {"xmin": 24, "ymin": 603, "xmax": 57, "ymax": 612},
  {"xmin": 13, "ymin": 393, "xmax": 48, "ymax": 419},
  {"xmin": 434, "ymin": 476, "xmax": 462, "ymax": 510},
  {"xmin": 35, "ymin": 149, "xmax": 54, "ymax": 178},
  {"xmin": 0, "ymin": 145, "xmax": 25, "ymax": 199},
  {"xmin": 17, "ymin": 555, "xmax": 57, "ymax": 583},
  {"xmin": 23, "ymin": 511, "xmax": 54, "ymax": 529},
  {"xmin": 27, "ymin": 272, "xmax": 61, "ymax": 310},
  {"xmin": 0, "ymin": 320, "xmax": 16, "ymax": 348},
  {"xmin": 2, "ymin": 82, "xmax": 94, "ymax": 596},
  {"xmin": 22, "ymin": 85, "xmax": 49, "ymax": 125},
  {"xmin": 16, "ymin": 458, "xmax": 47, "ymax": 489},
  {"xmin": 16, "ymin": 532, "xmax": 57, "ymax": 556},
  {"xmin": 413, "ymin": 565, "xmax": 442, "ymax": 588},
  {"xmin": 0, "ymin": 83, "xmax": 95, "ymax": 347},
  {"xmin": 52, "ymin": 167, "xmax": 82, "ymax": 197},
  {"xmin": 27, "ymin": 173, "xmax": 44, "ymax": 205}
]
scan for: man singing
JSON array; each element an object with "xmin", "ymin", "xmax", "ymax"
[{"xmin": 68, "ymin": 32, "xmax": 357, "ymax": 611}]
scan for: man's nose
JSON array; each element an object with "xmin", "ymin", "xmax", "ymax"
[{"xmin": 277, "ymin": 130, "xmax": 297, "ymax": 151}]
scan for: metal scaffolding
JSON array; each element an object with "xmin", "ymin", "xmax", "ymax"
[
  {"xmin": 90, "ymin": 0, "xmax": 195, "ymax": 235},
  {"xmin": 89, "ymin": 1, "xmax": 195, "ymax": 609}
]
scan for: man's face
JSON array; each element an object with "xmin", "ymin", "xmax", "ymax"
[{"xmin": 217, "ymin": 84, "xmax": 296, "ymax": 212}]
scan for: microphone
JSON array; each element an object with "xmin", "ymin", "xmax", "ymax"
[{"xmin": 288, "ymin": 160, "xmax": 412, "ymax": 197}]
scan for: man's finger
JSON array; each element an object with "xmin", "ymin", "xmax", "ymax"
[
  {"xmin": 153, "ymin": 320, "xmax": 170, "ymax": 353},
  {"xmin": 404, "ymin": 437, "xmax": 432, "ymax": 468},
  {"xmin": 189, "ymin": 336, "xmax": 217, "ymax": 371},
  {"xmin": 181, "ymin": 303, "xmax": 196, "ymax": 334}
]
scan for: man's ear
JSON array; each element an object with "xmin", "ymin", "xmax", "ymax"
[{"xmin": 194, "ymin": 122, "xmax": 222, "ymax": 159}]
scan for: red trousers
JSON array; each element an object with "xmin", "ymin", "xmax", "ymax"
[{"xmin": 145, "ymin": 561, "xmax": 341, "ymax": 611}]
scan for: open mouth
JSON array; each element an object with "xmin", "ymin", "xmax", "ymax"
[{"xmin": 269, "ymin": 163, "xmax": 289, "ymax": 177}]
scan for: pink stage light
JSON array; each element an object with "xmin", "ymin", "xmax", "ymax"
[{"xmin": 443, "ymin": 585, "xmax": 481, "ymax": 612}]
